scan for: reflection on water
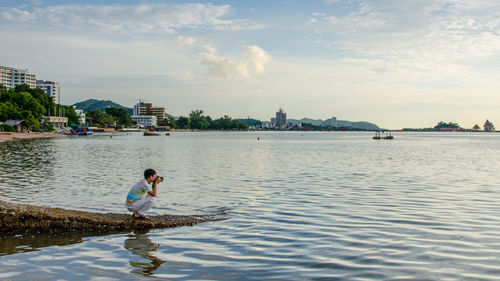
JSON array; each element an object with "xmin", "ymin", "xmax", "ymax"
[
  {"xmin": 1, "ymin": 132, "xmax": 500, "ymax": 280},
  {"xmin": 124, "ymin": 229, "xmax": 164, "ymax": 276},
  {"xmin": 0, "ymin": 231, "xmax": 128, "ymax": 256}
]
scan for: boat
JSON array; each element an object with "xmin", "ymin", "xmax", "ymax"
[
  {"xmin": 144, "ymin": 130, "xmax": 160, "ymax": 136},
  {"xmin": 70, "ymin": 125, "xmax": 94, "ymax": 135},
  {"xmin": 373, "ymin": 131, "xmax": 394, "ymax": 140}
]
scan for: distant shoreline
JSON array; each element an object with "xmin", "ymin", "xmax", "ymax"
[{"xmin": 0, "ymin": 132, "xmax": 67, "ymax": 142}]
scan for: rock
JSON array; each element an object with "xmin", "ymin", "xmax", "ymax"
[{"xmin": 0, "ymin": 200, "xmax": 222, "ymax": 236}]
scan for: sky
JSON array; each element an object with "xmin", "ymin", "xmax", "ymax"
[{"xmin": 1, "ymin": 0, "xmax": 500, "ymax": 129}]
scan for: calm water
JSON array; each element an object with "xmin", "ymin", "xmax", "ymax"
[{"xmin": 1, "ymin": 131, "xmax": 500, "ymax": 280}]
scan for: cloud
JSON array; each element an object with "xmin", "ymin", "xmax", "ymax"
[
  {"xmin": 177, "ymin": 35, "xmax": 197, "ymax": 47},
  {"xmin": 0, "ymin": 3, "xmax": 263, "ymax": 35},
  {"xmin": 200, "ymin": 44, "xmax": 271, "ymax": 79},
  {"xmin": 309, "ymin": 0, "xmax": 500, "ymax": 62},
  {"xmin": 243, "ymin": 45, "xmax": 272, "ymax": 74},
  {"xmin": 201, "ymin": 44, "xmax": 249, "ymax": 79}
]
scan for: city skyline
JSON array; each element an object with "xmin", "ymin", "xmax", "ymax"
[{"xmin": 1, "ymin": 1, "xmax": 500, "ymax": 129}]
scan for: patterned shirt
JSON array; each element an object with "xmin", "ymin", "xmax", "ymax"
[{"xmin": 125, "ymin": 180, "xmax": 150, "ymax": 207}]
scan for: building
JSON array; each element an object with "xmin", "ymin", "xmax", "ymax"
[
  {"xmin": 4, "ymin": 120, "xmax": 28, "ymax": 132},
  {"xmin": 324, "ymin": 117, "xmax": 338, "ymax": 128},
  {"xmin": 0, "ymin": 65, "xmax": 37, "ymax": 89},
  {"xmin": 132, "ymin": 115, "xmax": 157, "ymax": 128},
  {"xmin": 484, "ymin": 120, "xmax": 495, "ymax": 132},
  {"xmin": 37, "ymin": 80, "xmax": 61, "ymax": 104},
  {"xmin": 74, "ymin": 108, "xmax": 86, "ymax": 125},
  {"xmin": 271, "ymin": 108, "xmax": 287, "ymax": 129},
  {"xmin": 133, "ymin": 101, "xmax": 166, "ymax": 121},
  {"xmin": 46, "ymin": 116, "xmax": 68, "ymax": 129}
]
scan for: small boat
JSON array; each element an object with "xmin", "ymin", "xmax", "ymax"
[
  {"xmin": 144, "ymin": 130, "xmax": 160, "ymax": 136},
  {"xmin": 70, "ymin": 125, "xmax": 93, "ymax": 135},
  {"xmin": 373, "ymin": 131, "xmax": 394, "ymax": 140}
]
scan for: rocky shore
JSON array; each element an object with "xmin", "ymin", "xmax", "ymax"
[{"xmin": 0, "ymin": 200, "xmax": 221, "ymax": 236}]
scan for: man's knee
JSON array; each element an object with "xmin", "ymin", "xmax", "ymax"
[{"xmin": 147, "ymin": 195, "xmax": 156, "ymax": 203}]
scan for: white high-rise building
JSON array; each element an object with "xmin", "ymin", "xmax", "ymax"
[
  {"xmin": 0, "ymin": 65, "xmax": 37, "ymax": 89},
  {"xmin": 37, "ymin": 80, "xmax": 61, "ymax": 104}
]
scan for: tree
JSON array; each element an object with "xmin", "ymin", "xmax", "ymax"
[
  {"xmin": 158, "ymin": 117, "xmax": 176, "ymax": 128},
  {"xmin": 86, "ymin": 110, "xmax": 115, "ymax": 127},
  {"xmin": 189, "ymin": 109, "xmax": 211, "ymax": 129},
  {"xmin": 176, "ymin": 116, "xmax": 190, "ymax": 129},
  {"xmin": 105, "ymin": 107, "xmax": 133, "ymax": 127},
  {"xmin": 210, "ymin": 115, "xmax": 248, "ymax": 130},
  {"xmin": 434, "ymin": 121, "xmax": 460, "ymax": 130},
  {"xmin": 14, "ymin": 84, "xmax": 31, "ymax": 93}
]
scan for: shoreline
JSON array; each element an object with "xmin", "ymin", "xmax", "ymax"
[
  {"xmin": 0, "ymin": 200, "xmax": 221, "ymax": 236},
  {"xmin": 0, "ymin": 132, "xmax": 67, "ymax": 142}
]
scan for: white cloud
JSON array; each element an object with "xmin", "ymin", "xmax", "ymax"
[
  {"xmin": 177, "ymin": 35, "xmax": 197, "ymax": 47},
  {"xmin": 309, "ymin": 0, "xmax": 500, "ymax": 62},
  {"xmin": 0, "ymin": 3, "xmax": 263, "ymax": 35},
  {"xmin": 243, "ymin": 45, "xmax": 271, "ymax": 74},
  {"xmin": 201, "ymin": 44, "xmax": 249, "ymax": 79},
  {"xmin": 200, "ymin": 44, "xmax": 271, "ymax": 79}
]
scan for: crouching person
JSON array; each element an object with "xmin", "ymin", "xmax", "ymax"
[{"xmin": 125, "ymin": 168, "xmax": 162, "ymax": 219}]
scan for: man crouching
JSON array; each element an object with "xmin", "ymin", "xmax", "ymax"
[{"xmin": 125, "ymin": 168, "xmax": 163, "ymax": 219}]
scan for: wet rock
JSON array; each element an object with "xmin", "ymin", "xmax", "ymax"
[{"xmin": 0, "ymin": 200, "xmax": 221, "ymax": 236}]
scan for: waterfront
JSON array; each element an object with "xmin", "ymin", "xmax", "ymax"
[{"xmin": 1, "ymin": 131, "xmax": 500, "ymax": 280}]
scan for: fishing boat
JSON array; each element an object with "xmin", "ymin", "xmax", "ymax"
[
  {"xmin": 70, "ymin": 125, "xmax": 94, "ymax": 135},
  {"xmin": 144, "ymin": 130, "xmax": 160, "ymax": 136}
]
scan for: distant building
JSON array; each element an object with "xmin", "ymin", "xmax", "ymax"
[
  {"xmin": 484, "ymin": 120, "xmax": 495, "ymax": 132},
  {"xmin": 37, "ymin": 80, "xmax": 61, "ymax": 104},
  {"xmin": 133, "ymin": 101, "xmax": 166, "ymax": 121},
  {"xmin": 132, "ymin": 115, "xmax": 157, "ymax": 128},
  {"xmin": 473, "ymin": 124, "xmax": 480, "ymax": 131},
  {"xmin": 271, "ymin": 108, "xmax": 287, "ymax": 129},
  {"xmin": 325, "ymin": 116, "xmax": 338, "ymax": 127},
  {"xmin": 261, "ymin": 121, "xmax": 272, "ymax": 129},
  {"xmin": 74, "ymin": 108, "xmax": 86, "ymax": 125},
  {"xmin": 0, "ymin": 65, "xmax": 37, "ymax": 89}
]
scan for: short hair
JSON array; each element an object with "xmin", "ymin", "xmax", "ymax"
[{"xmin": 144, "ymin": 168, "xmax": 156, "ymax": 179}]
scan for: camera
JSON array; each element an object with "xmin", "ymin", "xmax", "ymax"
[{"xmin": 157, "ymin": 176, "xmax": 164, "ymax": 182}]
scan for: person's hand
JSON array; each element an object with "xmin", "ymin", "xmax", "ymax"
[{"xmin": 155, "ymin": 176, "xmax": 162, "ymax": 184}]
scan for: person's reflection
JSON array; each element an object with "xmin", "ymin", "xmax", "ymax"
[{"xmin": 124, "ymin": 229, "xmax": 165, "ymax": 276}]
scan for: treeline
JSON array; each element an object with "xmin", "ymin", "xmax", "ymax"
[
  {"xmin": 0, "ymin": 84, "xmax": 79, "ymax": 130},
  {"xmin": 83, "ymin": 108, "xmax": 249, "ymax": 130},
  {"xmin": 403, "ymin": 121, "xmax": 462, "ymax": 131},
  {"xmin": 167, "ymin": 110, "xmax": 248, "ymax": 130},
  {"xmin": 86, "ymin": 108, "xmax": 133, "ymax": 128}
]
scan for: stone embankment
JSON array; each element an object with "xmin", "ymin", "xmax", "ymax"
[{"xmin": 0, "ymin": 200, "xmax": 220, "ymax": 236}]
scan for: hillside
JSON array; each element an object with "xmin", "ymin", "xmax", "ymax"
[
  {"xmin": 73, "ymin": 99, "xmax": 133, "ymax": 115},
  {"xmin": 288, "ymin": 118, "xmax": 380, "ymax": 130}
]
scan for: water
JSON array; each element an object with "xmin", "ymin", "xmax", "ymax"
[{"xmin": 1, "ymin": 131, "xmax": 500, "ymax": 280}]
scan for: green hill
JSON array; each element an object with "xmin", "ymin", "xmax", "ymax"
[{"xmin": 73, "ymin": 99, "xmax": 133, "ymax": 115}]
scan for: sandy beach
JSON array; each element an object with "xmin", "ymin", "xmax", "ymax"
[{"xmin": 0, "ymin": 132, "xmax": 67, "ymax": 142}]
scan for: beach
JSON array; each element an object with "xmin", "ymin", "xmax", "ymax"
[{"xmin": 0, "ymin": 132, "xmax": 66, "ymax": 142}]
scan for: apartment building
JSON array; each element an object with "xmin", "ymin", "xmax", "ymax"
[
  {"xmin": 0, "ymin": 65, "xmax": 37, "ymax": 89},
  {"xmin": 133, "ymin": 101, "xmax": 166, "ymax": 121},
  {"xmin": 37, "ymin": 80, "xmax": 61, "ymax": 104}
]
